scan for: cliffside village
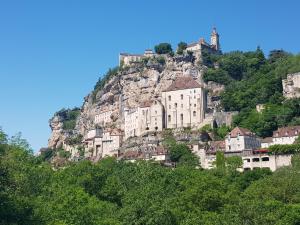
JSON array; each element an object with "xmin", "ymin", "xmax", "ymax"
[{"xmin": 61, "ymin": 28, "xmax": 300, "ymax": 172}]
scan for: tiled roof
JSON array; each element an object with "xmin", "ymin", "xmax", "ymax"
[
  {"xmin": 163, "ymin": 76, "xmax": 202, "ymax": 92},
  {"xmin": 273, "ymin": 126, "xmax": 300, "ymax": 138},
  {"xmin": 228, "ymin": 127, "xmax": 255, "ymax": 138}
]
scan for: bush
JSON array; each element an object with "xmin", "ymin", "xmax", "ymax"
[
  {"xmin": 154, "ymin": 43, "xmax": 173, "ymax": 55},
  {"xmin": 176, "ymin": 42, "xmax": 187, "ymax": 55}
]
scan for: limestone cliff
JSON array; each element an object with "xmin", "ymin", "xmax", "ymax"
[{"xmin": 48, "ymin": 54, "xmax": 223, "ymax": 150}]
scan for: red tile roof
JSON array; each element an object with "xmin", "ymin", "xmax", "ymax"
[
  {"xmin": 273, "ymin": 126, "xmax": 300, "ymax": 138},
  {"xmin": 228, "ymin": 127, "xmax": 255, "ymax": 138},
  {"xmin": 163, "ymin": 76, "xmax": 202, "ymax": 92}
]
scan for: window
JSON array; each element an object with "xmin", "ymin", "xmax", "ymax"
[
  {"xmin": 194, "ymin": 104, "xmax": 196, "ymax": 107},
  {"xmin": 181, "ymin": 104, "xmax": 183, "ymax": 108},
  {"xmin": 252, "ymin": 158, "xmax": 260, "ymax": 162},
  {"xmin": 262, "ymin": 157, "xmax": 269, "ymax": 161},
  {"xmin": 244, "ymin": 158, "xmax": 250, "ymax": 162},
  {"xmin": 181, "ymin": 94, "xmax": 183, "ymax": 100},
  {"xmin": 193, "ymin": 111, "xmax": 196, "ymax": 116},
  {"xmin": 155, "ymin": 110, "xmax": 157, "ymax": 114},
  {"xmin": 168, "ymin": 96, "xmax": 171, "ymax": 101},
  {"xmin": 169, "ymin": 105, "xmax": 171, "ymax": 109},
  {"xmin": 180, "ymin": 114, "xmax": 183, "ymax": 121},
  {"xmin": 168, "ymin": 115, "xmax": 171, "ymax": 122},
  {"xmin": 175, "ymin": 103, "xmax": 177, "ymax": 108}
]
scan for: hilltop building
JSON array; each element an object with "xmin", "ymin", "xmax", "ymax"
[
  {"xmin": 186, "ymin": 27, "xmax": 221, "ymax": 59},
  {"xmin": 161, "ymin": 76, "xmax": 205, "ymax": 129},
  {"xmin": 119, "ymin": 49, "xmax": 155, "ymax": 66},
  {"xmin": 282, "ymin": 72, "xmax": 300, "ymax": 99}
]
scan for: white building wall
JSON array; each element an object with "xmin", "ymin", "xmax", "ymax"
[
  {"xmin": 225, "ymin": 135, "xmax": 261, "ymax": 151},
  {"xmin": 272, "ymin": 136, "xmax": 298, "ymax": 145},
  {"xmin": 95, "ymin": 111, "xmax": 112, "ymax": 125},
  {"xmin": 162, "ymin": 87, "xmax": 205, "ymax": 129},
  {"xmin": 242, "ymin": 154, "xmax": 292, "ymax": 172}
]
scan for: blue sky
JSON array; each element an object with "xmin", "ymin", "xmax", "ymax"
[{"xmin": 0, "ymin": 0, "xmax": 299, "ymax": 151}]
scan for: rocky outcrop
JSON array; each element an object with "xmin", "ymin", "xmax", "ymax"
[{"xmin": 48, "ymin": 54, "xmax": 224, "ymax": 151}]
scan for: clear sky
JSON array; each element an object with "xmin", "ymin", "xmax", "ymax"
[{"xmin": 0, "ymin": 0, "xmax": 299, "ymax": 151}]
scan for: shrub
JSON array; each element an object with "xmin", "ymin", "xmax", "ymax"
[
  {"xmin": 154, "ymin": 43, "xmax": 173, "ymax": 55},
  {"xmin": 177, "ymin": 42, "xmax": 187, "ymax": 55}
]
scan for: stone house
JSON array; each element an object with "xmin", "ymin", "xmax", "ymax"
[
  {"xmin": 161, "ymin": 76, "xmax": 205, "ymax": 129},
  {"xmin": 225, "ymin": 127, "xmax": 261, "ymax": 152},
  {"xmin": 83, "ymin": 128, "xmax": 123, "ymax": 159},
  {"xmin": 272, "ymin": 126, "xmax": 300, "ymax": 145}
]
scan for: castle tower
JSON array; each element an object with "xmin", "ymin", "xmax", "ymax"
[{"xmin": 210, "ymin": 27, "xmax": 220, "ymax": 51}]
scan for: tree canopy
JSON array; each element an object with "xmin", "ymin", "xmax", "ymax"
[{"xmin": 1, "ymin": 128, "xmax": 300, "ymax": 224}]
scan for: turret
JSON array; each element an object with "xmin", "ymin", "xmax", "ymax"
[{"xmin": 210, "ymin": 27, "xmax": 220, "ymax": 51}]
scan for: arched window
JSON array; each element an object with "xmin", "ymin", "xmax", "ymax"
[
  {"xmin": 181, "ymin": 94, "xmax": 183, "ymax": 100},
  {"xmin": 193, "ymin": 111, "xmax": 196, "ymax": 116},
  {"xmin": 168, "ymin": 96, "xmax": 171, "ymax": 101},
  {"xmin": 168, "ymin": 115, "xmax": 171, "ymax": 122}
]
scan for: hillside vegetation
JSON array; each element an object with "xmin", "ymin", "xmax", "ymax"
[
  {"xmin": 203, "ymin": 49, "xmax": 300, "ymax": 137},
  {"xmin": 1, "ymin": 128, "xmax": 300, "ymax": 225}
]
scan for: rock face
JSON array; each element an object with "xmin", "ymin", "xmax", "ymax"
[
  {"xmin": 282, "ymin": 72, "xmax": 300, "ymax": 99},
  {"xmin": 48, "ymin": 54, "xmax": 223, "ymax": 150},
  {"xmin": 48, "ymin": 115, "xmax": 65, "ymax": 149}
]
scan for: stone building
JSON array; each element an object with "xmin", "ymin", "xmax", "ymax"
[
  {"xmin": 185, "ymin": 27, "xmax": 221, "ymax": 59},
  {"xmin": 282, "ymin": 72, "xmax": 300, "ymax": 99},
  {"xmin": 272, "ymin": 126, "xmax": 300, "ymax": 145},
  {"xmin": 83, "ymin": 128, "xmax": 123, "ymax": 159},
  {"xmin": 95, "ymin": 110, "xmax": 112, "ymax": 125},
  {"xmin": 124, "ymin": 100, "xmax": 164, "ymax": 140},
  {"xmin": 119, "ymin": 49, "xmax": 155, "ymax": 66},
  {"xmin": 161, "ymin": 76, "xmax": 205, "ymax": 129},
  {"xmin": 193, "ymin": 144, "xmax": 292, "ymax": 172},
  {"xmin": 225, "ymin": 127, "xmax": 261, "ymax": 152}
]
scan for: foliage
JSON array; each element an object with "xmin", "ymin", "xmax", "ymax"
[
  {"xmin": 92, "ymin": 67, "xmax": 120, "ymax": 102},
  {"xmin": 55, "ymin": 108, "xmax": 81, "ymax": 131},
  {"xmin": 2, "ymin": 127, "xmax": 300, "ymax": 224},
  {"xmin": 233, "ymin": 99, "xmax": 300, "ymax": 137},
  {"xmin": 65, "ymin": 134, "xmax": 83, "ymax": 145},
  {"xmin": 154, "ymin": 43, "xmax": 173, "ymax": 55},
  {"xmin": 269, "ymin": 144, "xmax": 300, "ymax": 155},
  {"xmin": 176, "ymin": 42, "xmax": 187, "ymax": 55}
]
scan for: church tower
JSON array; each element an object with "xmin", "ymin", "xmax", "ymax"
[{"xmin": 210, "ymin": 27, "xmax": 220, "ymax": 51}]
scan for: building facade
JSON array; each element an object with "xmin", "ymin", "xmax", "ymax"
[
  {"xmin": 124, "ymin": 100, "xmax": 164, "ymax": 140},
  {"xmin": 162, "ymin": 76, "xmax": 205, "ymax": 129},
  {"xmin": 225, "ymin": 127, "xmax": 261, "ymax": 152},
  {"xmin": 119, "ymin": 49, "xmax": 155, "ymax": 66},
  {"xmin": 95, "ymin": 110, "xmax": 113, "ymax": 125}
]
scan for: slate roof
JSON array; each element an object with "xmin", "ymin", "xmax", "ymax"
[{"xmin": 163, "ymin": 76, "xmax": 202, "ymax": 92}]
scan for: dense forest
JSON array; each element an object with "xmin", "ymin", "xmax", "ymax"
[
  {"xmin": 1, "ymin": 128, "xmax": 300, "ymax": 225},
  {"xmin": 203, "ymin": 48, "xmax": 300, "ymax": 137}
]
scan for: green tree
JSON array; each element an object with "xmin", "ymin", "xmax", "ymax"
[
  {"xmin": 176, "ymin": 42, "xmax": 187, "ymax": 55},
  {"xmin": 154, "ymin": 43, "xmax": 173, "ymax": 55}
]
